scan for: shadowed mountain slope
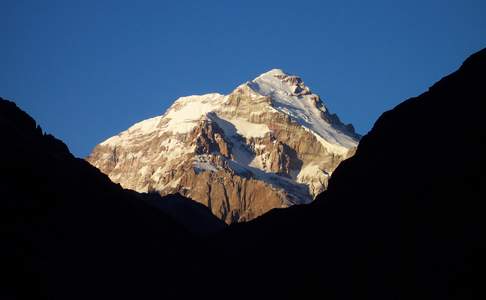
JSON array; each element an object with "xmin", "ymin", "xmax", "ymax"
[
  {"xmin": 206, "ymin": 48, "xmax": 486, "ymax": 299},
  {"xmin": 0, "ymin": 99, "xmax": 223, "ymax": 299}
]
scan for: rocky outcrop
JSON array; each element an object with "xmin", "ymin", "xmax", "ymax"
[{"xmin": 87, "ymin": 69, "xmax": 360, "ymax": 223}]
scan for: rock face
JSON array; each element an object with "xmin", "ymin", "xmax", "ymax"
[{"xmin": 87, "ymin": 69, "xmax": 359, "ymax": 223}]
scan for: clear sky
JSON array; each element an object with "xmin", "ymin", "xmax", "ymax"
[{"xmin": 2, "ymin": 0, "xmax": 485, "ymax": 157}]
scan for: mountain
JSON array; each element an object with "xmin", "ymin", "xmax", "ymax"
[
  {"xmin": 0, "ymin": 98, "xmax": 224, "ymax": 299},
  {"xmin": 5, "ymin": 48, "xmax": 484, "ymax": 300},
  {"xmin": 87, "ymin": 69, "xmax": 359, "ymax": 223},
  {"xmin": 205, "ymin": 48, "xmax": 486, "ymax": 299}
]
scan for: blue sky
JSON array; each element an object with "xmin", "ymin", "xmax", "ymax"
[{"xmin": 2, "ymin": 0, "xmax": 485, "ymax": 157}]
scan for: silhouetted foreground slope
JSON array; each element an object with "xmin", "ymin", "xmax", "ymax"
[
  {"xmin": 208, "ymin": 48, "xmax": 486, "ymax": 299},
  {"xmin": 144, "ymin": 192, "xmax": 226, "ymax": 235},
  {"xmin": 0, "ymin": 99, "xmax": 224, "ymax": 299}
]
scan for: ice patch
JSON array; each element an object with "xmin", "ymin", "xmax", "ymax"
[
  {"xmin": 219, "ymin": 117, "xmax": 270, "ymax": 138},
  {"xmin": 297, "ymin": 164, "xmax": 328, "ymax": 182},
  {"xmin": 100, "ymin": 116, "xmax": 162, "ymax": 147},
  {"xmin": 159, "ymin": 138, "xmax": 192, "ymax": 160},
  {"xmin": 162, "ymin": 93, "xmax": 225, "ymax": 134}
]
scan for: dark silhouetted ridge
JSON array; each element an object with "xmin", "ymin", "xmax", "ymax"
[
  {"xmin": 206, "ymin": 48, "xmax": 486, "ymax": 299},
  {"xmin": 0, "ymin": 98, "xmax": 222, "ymax": 299}
]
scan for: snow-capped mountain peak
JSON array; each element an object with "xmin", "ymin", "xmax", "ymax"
[
  {"xmin": 248, "ymin": 69, "xmax": 358, "ymax": 153},
  {"xmin": 88, "ymin": 69, "xmax": 360, "ymax": 223},
  {"xmin": 256, "ymin": 68, "xmax": 287, "ymax": 77}
]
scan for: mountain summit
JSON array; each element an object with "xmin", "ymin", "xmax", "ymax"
[{"xmin": 87, "ymin": 69, "xmax": 359, "ymax": 223}]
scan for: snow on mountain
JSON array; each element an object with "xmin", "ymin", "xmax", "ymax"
[
  {"xmin": 87, "ymin": 69, "xmax": 360, "ymax": 223},
  {"xmin": 249, "ymin": 69, "xmax": 358, "ymax": 154}
]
